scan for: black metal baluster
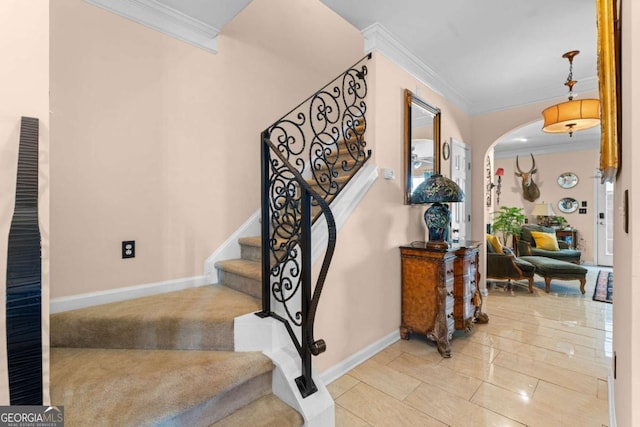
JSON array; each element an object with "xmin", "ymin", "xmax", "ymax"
[{"xmin": 258, "ymin": 54, "xmax": 371, "ymax": 398}]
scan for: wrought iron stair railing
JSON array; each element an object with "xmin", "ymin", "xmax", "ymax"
[{"xmin": 258, "ymin": 54, "xmax": 371, "ymax": 398}]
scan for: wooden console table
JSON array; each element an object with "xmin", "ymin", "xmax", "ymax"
[
  {"xmin": 555, "ymin": 228, "xmax": 578, "ymax": 249},
  {"xmin": 399, "ymin": 241, "xmax": 488, "ymax": 357}
]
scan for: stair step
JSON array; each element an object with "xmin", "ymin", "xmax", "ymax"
[
  {"xmin": 51, "ymin": 348, "xmax": 275, "ymax": 427},
  {"xmin": 216, "ymin": 259, "xmax": 262, "ymax": 299},
  {"xmin": 51, "ymin": 284, "xmax": 259, "ymax": 351},
  {"xmin": 239, "ymin": 236, "xmax": 262, "ymax": 262},
  {"xmin": 210, "ymin": 393, "xmax": 303, "ymax": 427},
  {"xmin": 306, "ymin": 174, "xmax": 351, "ymax": 194}
]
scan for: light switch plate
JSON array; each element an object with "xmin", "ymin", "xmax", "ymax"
[{"xmin": 383, "ymin": 168, "xmax": 395, "ymax": 180}]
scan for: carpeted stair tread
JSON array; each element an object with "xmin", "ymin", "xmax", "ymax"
[
  {"xmin": 51, "ymin": 348, "xmax": 273, "ymax": 427},
  {"xmin": 216, "ymin": 259, "xmax": 262, "ymax": 298},
  {"xmin": 306, "ymin": 174, "xmax": 350, "ymax": 187},
  {"xmin": 51, "ymin": 284, "xmax": 259, "ymax": 351},
  {"xmin": 238, "ymin": 236, "xmax": 261, "ymax": 248},
  {"xmin": 239, "ymin": 236, "xmax": 262, "ymax": 262},
  {"xmin": 210, "ymin": 393, "xmax": 303, "ymax": 427},
  {"xmin": 216, "ymin": 259, "xmax": 261, "ymax": 280}
]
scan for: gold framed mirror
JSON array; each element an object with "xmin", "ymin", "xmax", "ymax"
[{"xmin": 404, "ymin": 89, "xmax": 441, "ymax": 204}]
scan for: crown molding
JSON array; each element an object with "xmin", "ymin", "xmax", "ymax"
[
  {"xmin": 85, "ymin": 0, "xmax": 219, "ymax": 53},
  {"xmin": 494, "ymin": 138, "xmax": 599, "ymax": 159},
  {"xmin": 362, "ymin": 23, "xmax": 472, "ymax": 113},
  {"xmin": 470, "ymin": 76, "xmax": 600, "ymax": 115}
]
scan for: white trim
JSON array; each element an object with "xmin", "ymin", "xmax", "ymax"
[
  {"xmin": 494, "ymin": 139, "xmax": 599, "ymax": 159},
  {"xmin": 50, "ymin": 275, "xmax": 209, "ymax": 313},
  {"xmin": 319, "ymin": 330, "xmax": 400, "ymax": 385},
  {"xmin": 84, "ymin": 0, "xmax": 219, "ymax": 53},
  {"xmin": 204, "ymin": 210, "xmax": 261, "ymax": 282},
  {"xmin": 234, "ymin": 314, "xmax": 335, "ymax": 427},
  {"xmin": 471, "ymin": 76, "xmax": 599, "ymax": 115},
  {"xmin": 609, "ymin": 369, "xmax": 617, "ymax": 427},
  {"xmin": 312, "ymin": 164, "xmax": 378, "ymax": 259},
  {"xmin": 204, "ymin": 164, "xmax": 379, "ymax": 283},
  {"xmin": 361, "ymin": 22, "xmax": 598, "ymax": 115},
  {"xmin": 362, "ymin": 23, "xmax": 471, "ymax": 113}
]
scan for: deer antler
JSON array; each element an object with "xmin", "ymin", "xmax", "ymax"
[
  {"xmin": 516, "ymin": 154, "xmax": 536, "ymax": 175},
  {"xmin": 529, "ymin": 153, "xmax": 537, "ymax": 173}
]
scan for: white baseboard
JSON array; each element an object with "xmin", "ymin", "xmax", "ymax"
[
  {"xmin": 50, "ymin": 275, "xmax": 209, "ymax": 313},
  {"xmin": 319, "ymin": 330, "xmax": 400, "ymax": 385},
  {"xmin": 608, "ymin": 369, "xmax": 617, "ymax": 427}
]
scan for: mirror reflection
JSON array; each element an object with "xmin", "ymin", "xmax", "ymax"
[{"xmin": 404, "ymin": 89, "xmax": 441, "ymax": 204}]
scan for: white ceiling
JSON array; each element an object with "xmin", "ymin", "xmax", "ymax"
[
  {"xmin": 317, "ymin": 0, "xmax": 600, "ymax": 155},
  {"xmin": 319, "ymin": 0, "xmax": 598, "ymax": 114},
  {"xmin": 89, "ymin": 0, "xmax": 600, "ymax": 154}
]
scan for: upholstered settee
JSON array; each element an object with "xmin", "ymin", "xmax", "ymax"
[
  {"xmin": 486, "ymin": 235, "xmax": 536, "ymax": 292},
  {"xmin": 516, "ymin": 225, "xmax": 581, "ymax": 264}
]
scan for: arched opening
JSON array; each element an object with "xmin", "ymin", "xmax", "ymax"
[{"xmin": 483, "ymin": 119, "xmax": 602, "ymax": 264}]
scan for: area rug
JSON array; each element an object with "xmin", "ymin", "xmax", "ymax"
[{"xmin": 593, "ymin": 271, "xmax": 613, "ymax": 303}]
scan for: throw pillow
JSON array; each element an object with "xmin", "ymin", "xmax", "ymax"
[
  {"xmin": 530, "ymin": 231, "xmax": 560, "ymax": 251},
  {"xmin": 486, "ymin": 234, "xmax": 504, "ymax": 254}
]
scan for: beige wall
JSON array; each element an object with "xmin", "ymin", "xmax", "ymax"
[
  {"xmin": 0, "ymin": 0, "xmax": 50, "ymax": 404},
  {"xmin": 614, "ymin": 0, "xmax": 639, "ymax": 425},
  {"xmin": 314, "ymin": 54, "xmax": 472, "ymax": 371},
  {"xmin": 50, "ymin": 0, "xmax": 363, "ymax": 297},
  {"xmin": 494, "ymin": 149, "xmax": 599, "ymax": 264}
]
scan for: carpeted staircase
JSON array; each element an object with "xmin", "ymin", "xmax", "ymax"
[
  {"xmin": 50, "ymin": 119, "xmax": 367, "ymax": 426},
  {"xmin": 50, "ymin": 245, "xmax": 303, "ymax": 426}
]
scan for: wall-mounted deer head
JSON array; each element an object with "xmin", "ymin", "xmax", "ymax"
[{"xmin": 515, "ymin": 153, "xmax": 540, "ymax": 202}]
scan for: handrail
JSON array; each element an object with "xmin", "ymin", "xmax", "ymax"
[{"xmin": 258, "ymin": 54, "xmax": 371, "ymax": 398}]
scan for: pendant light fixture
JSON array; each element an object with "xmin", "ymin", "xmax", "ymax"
[{"xmin": 542, "ymin": 50, "xmax": 600, "ymax": 137}]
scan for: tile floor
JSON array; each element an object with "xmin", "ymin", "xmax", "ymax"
[{"xmin": 329, "ymin": 266, "xmax": 613, "ymax": 427}]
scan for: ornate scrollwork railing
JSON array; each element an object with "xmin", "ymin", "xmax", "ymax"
[{"xmin": 258, "ymin": 54, "xmax": 371, "ymax": 397}]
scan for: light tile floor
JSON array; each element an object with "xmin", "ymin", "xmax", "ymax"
[{"xmin": 329, "ymin": 266, "xmax": 613, "ymax": 427}]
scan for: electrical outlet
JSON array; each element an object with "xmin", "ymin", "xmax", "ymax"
[{"xmin": 122, "ymin": 241, "xmax": 135, "ymax": 259}]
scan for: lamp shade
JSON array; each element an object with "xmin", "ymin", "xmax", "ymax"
[
  {"xmin": 495, "ymin": 168, "xmax": 504, "ymax": 176},
  {"xmin": 542, "ymin": 99, "xmax": 600, "ymax": 134},
  {"xmin": 531, "ymin": 202, "xmax": 556, "ymax": 217},
  {"xmin": 411, "ymin": 174, "xmax": 464, "ymax": 204}
]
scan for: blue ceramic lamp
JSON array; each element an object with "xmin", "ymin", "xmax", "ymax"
[{"xmin": 412, "ymin": 174, "xmax": 465, "ymax": 249}]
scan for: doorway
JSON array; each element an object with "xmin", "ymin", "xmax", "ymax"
[
  {"xmin": 596, "ymin": 176, "xmax": 614, "ymax": 266},
  {"xmin": 450, "ymin": 138, "xmax": 471, "ymax": 243}
]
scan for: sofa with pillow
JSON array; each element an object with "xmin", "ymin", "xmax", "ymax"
[
  {"xmin": 486, "ymin": 234, "xmax": 536, "ymax": 292},
  {"xmin": 516, "ymin": 225, "xmax": 581, "ymax": 264}
]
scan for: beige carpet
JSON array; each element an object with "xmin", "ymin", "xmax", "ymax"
[
  {"xmin": 51, "ymin": 348, "xmax": 272, "ymax": 426},
  {"xmin": 51, "ymin": 284, "xmax": 260, "ymax": 351},
  {"xmin": 50, "ymin": 283, "xmax": 303, "ymax": 426}
]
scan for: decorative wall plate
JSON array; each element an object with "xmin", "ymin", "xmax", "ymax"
[
  {"xmin": 558, "ymin": 197, "xmax": 579, "ymax": 213},
  {"xmin": 557, "ymin": 172, "xmax": 578, "ymax": 189}
]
